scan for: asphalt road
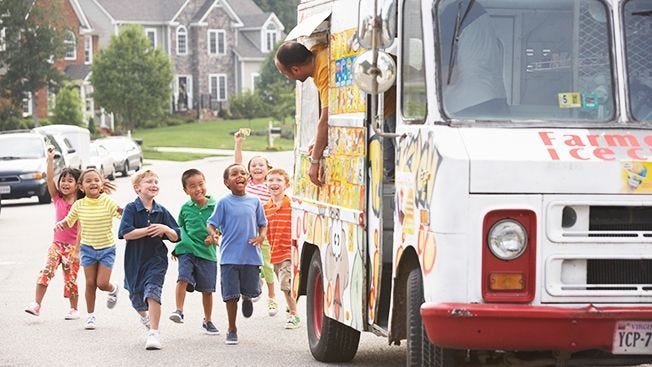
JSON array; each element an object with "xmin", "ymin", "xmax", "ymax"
[{"xmin": 0, "ymin": 151, "xmax": 406, "ymax": 367}]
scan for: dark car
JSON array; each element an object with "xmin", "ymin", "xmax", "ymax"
[
  {"xmin": 95, "ymin": 136, "xmax": 143, "ymax": 177},
  {"xmin": 0, "ymin": 131, "xmax": 64, "ymax": 204}
]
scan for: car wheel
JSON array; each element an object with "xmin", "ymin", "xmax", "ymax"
[
  {"xmin": 38, "ymin": 190, "xmax": 52, "ymax": 204},
  {"xmin": 122, "ymin": 160, "xmax": 130, "ymax": 176},
  {"xmin": 136, "ymin": 158, "xmax": 143, "ymax": 172},
  {"xmin": 306, "ymin": 251, "xmax": 360, "ymax": 362},
  {"xmin": 108, "ymin": 167, "xmax": 115, "ymax": 181}
]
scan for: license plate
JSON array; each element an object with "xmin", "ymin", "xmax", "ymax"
[
  {"xmin": 613, "ymin": 321, "xmax": 652, "ymax": 354},
  {"xmin": 0, "ymin": 185, "xmax": 9, "ymax": 194}
]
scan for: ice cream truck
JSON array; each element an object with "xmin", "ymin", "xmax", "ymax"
[{"xmin": 287, "ymin": 0, "xmax": 652, "ymax": 365}]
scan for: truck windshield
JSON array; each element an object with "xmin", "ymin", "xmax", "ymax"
[
  {"xmin": 624, "ymin": 0, "xmax": 652, "ymax": 122},
  {"xmin": 435, "ymin": 0, "xmax": 614, "ymax": 122}
]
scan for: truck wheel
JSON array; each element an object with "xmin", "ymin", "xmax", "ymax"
[
  {"xmin": 306, "ymin": 251, "xmax": 360, "ymax": 362},
  {"xmin": 407, "ymin": 268, "xmax": 454, "ymax": 367}
]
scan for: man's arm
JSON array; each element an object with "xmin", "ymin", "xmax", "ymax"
[{"xmin": 308, "ymin": 106, "xmax": 329, "ymax": 186}]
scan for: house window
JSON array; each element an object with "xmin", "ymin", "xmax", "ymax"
[
  {"xmin": 209, "ymin": 74, "xmax": 227, "ymax": 102},
  {"xmin": 208, "ymin": 29, "xmax": 226, "ymax": 55},
  {"xmin": 176, "ymin": 75, "xmax": 192, "ymax": 111},
  {"xmin": 22, "ymin": 92, "xmax": 32, "ymax": 117},
  {"xmin": 145, "ymin": 28, "xmax": 157, "ymax": 48},
  {"xmin": 265, "ymin": 30, "xmax": 277, "ymax": 52},
  {"xmin": 84, "ymin": 36, "xmax": 92, "ymax": 64},
  {"xmin": 64, "ymin": 31, "xmax": 76, "ymax": 60},
  {"xmin": 177, "ymin": 26, "xmax": 187, "ymax": 55},
  {"xmin": 251, "ymin": 73, "xmax": 260, "ymax": 91},
  {"xmin": 0, "ymin": 27, "xmax": 6, "ymax": 52}
]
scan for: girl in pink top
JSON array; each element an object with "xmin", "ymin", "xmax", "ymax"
[
  {"xmin": 234, "ymin": 131, "xmax": 278, "ymax": 315},
  {"xmin": 25, "ymin": 146, "xmax": 84, "ymax": 319}
]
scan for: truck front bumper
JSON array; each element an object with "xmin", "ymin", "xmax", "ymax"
[{"xmin": 421, "ymin": 303, "xmax": 652, "ymax": 352}]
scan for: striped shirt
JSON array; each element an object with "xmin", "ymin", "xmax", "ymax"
[
  {"xmin": 64, "ymin": 193, "xmax": 121, "ymax": 249},
  {"xmin": 263, "ymin": 195, "xmax": 292, "ymax": 264},
  {"xmin": 246, "ymin": 178, "xmax": 271, "ymax": 202}
]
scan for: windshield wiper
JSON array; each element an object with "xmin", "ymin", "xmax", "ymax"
[
  {"xmin": 632, "ymin": 10, "xmax": 652, "ymax": 16},
  {"xmin": 447, "ymin": 0, "xmax": 476, "ymax": 85}
]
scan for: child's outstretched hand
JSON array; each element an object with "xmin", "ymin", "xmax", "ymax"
[
  {"xmin": 47, "ymin": 145, "xmax": 56, "ymax": 160},
  {"xmin": 54, "ymin": 220, "xmax": 67, "ymax": 231},
  {"xmin": 146, "ymin": 223, "xmax": 170, "ymax": 237},
  {"xmin": 204, "ymin": 234, "xmax": 217, "ymax": 246},
  {"xmin": 211, "ymin": 233, "xmax": 221, "ymax": 246},
  {"xmin": 248, "ymin": 236, "xmax": 264, "ymax": 247}
]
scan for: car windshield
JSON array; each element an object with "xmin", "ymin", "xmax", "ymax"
[
  {"xmin": 624, "ymin": 0, "xmax": 652, "ymax": 122},
  {"xmin": 0, "ymin": 136, "xmax": 44, "ymax": 159},
  {"xmin": 434, "ymin": 0, "xmax": 614, "ymax": 122}
]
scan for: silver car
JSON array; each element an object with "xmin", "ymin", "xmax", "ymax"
[
  {"xmin": 86, "ymin": 142, "xmax": 115, "ymax": 180},
  {"xmin": 95, "ymin": 137, "xmax": 143, "ymax": 177}
]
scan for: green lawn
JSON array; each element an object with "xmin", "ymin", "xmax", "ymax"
[{"xmin": 132, "ymin": 118, "xmax": 294, "ymax": 152}]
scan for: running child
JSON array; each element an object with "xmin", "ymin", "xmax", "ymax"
[
  {"xmin": 55, "ymin": 168, "xmax": 121, "ymax": 330},
  {"xmin": 25, "ymin": 146, "xmax": 83, "ymax": 319},
  {"xmin": 169, "ymin": 168, "xmax": 219, "ymax": 336},
  {"xmin": 207, "ymin": 163, "xmax": 267, "ymax": 345},
  {"xmin": 119, "ymin": 170, "xmax": 180, "ymax": 350}
]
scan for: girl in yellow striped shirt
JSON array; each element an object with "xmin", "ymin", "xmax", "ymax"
[{"xmin": 56, "ymin": 168, "xmax": 122, "ymax": 330}]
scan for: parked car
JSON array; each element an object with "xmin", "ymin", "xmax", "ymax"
[
  {"xmin": 33, "ymin": 125, "xmax": 90, "ymax": 168},
  {"xmin": 95, "ymin": 136, "xmax": 143, "ymax": 177},
  {"xmin": 0, "ymin": 131, "xmax": 64, "ymax": 204},
  {"xmin": 86, "ymin": 142, "xmax": 116, "ymax": 181},
  {"xmin": 44, "ymin": 133, "xmax": 81, "ymax": 169}
]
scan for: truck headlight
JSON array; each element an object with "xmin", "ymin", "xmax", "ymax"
[{"xmin": 488, "ymin": 219, "xmax": 527, "ymax": 260}]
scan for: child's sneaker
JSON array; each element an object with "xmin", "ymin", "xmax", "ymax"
[
  {"xmin": 225, "ymin": 330, "xmax": 238, "ymax": 345},
  {"xmin": 107, "ymin": 282, "xmax": 119, "ymax": 309},
  {"xmin": 140, "ymin": 314, "xmax": 151, "ymax": 330},
  {"xmin": 268, "ymin": 298, "xmax": 278, "ymax": 316},
  {"xmin": 65, "ymin": 308, "xmax": 80, "ymax": 320},
  {"xmin": 145, "ymin": 330, "xmax": 161, "ymax": 350},
  {"xmin": 202, "ymin": 320, "xmax": 220, "ymax": 335},
  {"xmin": 169, "ymin": 309, "xmax": 184, "ymax": 323},
  {"xmin": 24, "ymin": 302, "xmax": 40, "ymax": 316},
  {"xmin": 285, "ymin": 314, "xmax": 301, "ymax": 329},
  {"xmin": 84, "ymin": 314, "xmax": 97, "ymax": 330},
  {"xmin": 241, "ymin": 298, "xmax": 253, "ymax": 318}
]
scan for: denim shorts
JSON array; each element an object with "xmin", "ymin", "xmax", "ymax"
[
  {"xmin": 129, "ymin": 283, "xmax": 163, "ymax": 312},
  {"xmin": 80, "ymin": 244, "xmax": 116, "ymax": 268},
  {"xmin": 177, "ymin": 253, "xmax": 217, "ymax": 293},
  {"xmin": 220, "ymin": 264, "xmax": 261, "ymax": 302}
]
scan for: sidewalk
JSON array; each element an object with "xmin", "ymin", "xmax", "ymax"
[
  {"xmin": 151, "ymin": 146, "xmax": 237, "ymax": 155},
  {"xmin": 150, "ymin": 146, "xmax": 295, "ymax": 173}
]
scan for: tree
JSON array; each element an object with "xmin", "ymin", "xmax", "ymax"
[
  {"xmin": 230, "ymin": 91, "xmax": 265, "ymax": 120},
  {"xmin": 0, "ymin": 0, "xmax": 66, "ymax": 126},
  {"xmin": 90, "ymin": 24, "xmax": 173, "ymax": 132},
  {"xmin": 52, "ymin": 86, "xmax": 83, "ymax": 126},
  {"xmin": 256, "ymin": 49, "xmax": 295, "ymax": 123},
  {"xmin": 253, "ymin": 0, "xmax": 300, "ymax": 29}
]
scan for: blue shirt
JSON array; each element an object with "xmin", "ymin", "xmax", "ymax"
[
  {"xmin": 118, "ymin": 197, "xmax": 180, "ymax": 293},
  {"xmin": 207, "ymin": 193, "xmax": 267, "ymax": 265}
]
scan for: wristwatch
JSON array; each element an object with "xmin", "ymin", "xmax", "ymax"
[{"xmin": 309, "ymin": 157, "xmax": 320, "ymax": 164}]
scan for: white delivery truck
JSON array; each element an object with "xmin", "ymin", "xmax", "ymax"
[
  {"xmin": 33, "ymin": 124, "xmax": 91, "ymax": 169},
  {"xmin": 287, "ymin": 0, "xmax": 652, "ymax": 366}
]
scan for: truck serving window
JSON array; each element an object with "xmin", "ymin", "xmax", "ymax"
[
  {"xmin": 435, "ymin": 0, "xmax": 614, "ymax": 122},
  {"xmin": 624, "ymin": 0, "xmax": 652, "ymax": 122},
  {"xmin": 401, "ymin": 0, "xmax": 427, "ymax": 123}
]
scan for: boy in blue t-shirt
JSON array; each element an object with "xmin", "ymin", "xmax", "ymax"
[
  {"xmin": 170, "ymin": 169, "xmax": 219, "ymax": 335},
  {"xmin": 207, "ymin": 163, "xmax": 267, "ymax": 345}
]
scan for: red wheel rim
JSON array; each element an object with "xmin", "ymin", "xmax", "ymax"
[{"xmin": 312, "ymin": 267, "xmax": 324, "ymax": 340}]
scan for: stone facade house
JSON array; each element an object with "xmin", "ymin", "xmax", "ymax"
[{"xmin": 78, "ymin": 0, "xmax": 284, "ymax": 119}]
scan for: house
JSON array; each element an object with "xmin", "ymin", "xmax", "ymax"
[
  {"xmin": 78, "ymin": 0, "xmax": 284, "ymax": 118},
  {"xmin": 2, "ymin": 0, "xmax": 106, "ymax": 126}
]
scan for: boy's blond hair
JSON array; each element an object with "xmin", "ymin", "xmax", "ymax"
[
  {"xmin": 266, "ymin": 168, "xmax": 291, "ymax": 185},
  {"xmin": 132, "ymin": 169, "xmax": 158, "ymax": 186}
]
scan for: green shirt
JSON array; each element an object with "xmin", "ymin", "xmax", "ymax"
[{"xmin": 173, "ymin": 196, "xmax": 217, "ymax": 261}]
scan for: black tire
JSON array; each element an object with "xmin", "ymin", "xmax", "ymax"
[
  {"xmin": 407, "ymin": 268, "xmax": 455, "ymax": 367},
  {"xmin": 136, "ymin": 158, "xmax": 142, "ymax": 172},
  {"xmin": 108, "ymin": 168, "xmax": 115, "ymax": 181},
  {"xmin": 37, "ymin": 190, "xmax": 51, "ymax": 204},
  {"xmin": 121, "ymin": 160, "xmax": 130, "ymax": 176},
  {"xmin": 306, "ymin": 251, "xmax": 360, "ymax": 362}
]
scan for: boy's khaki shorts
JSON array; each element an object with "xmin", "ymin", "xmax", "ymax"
[{"xmin": 273, "ymin": 260, "xmax": 292, "ymax": 292}]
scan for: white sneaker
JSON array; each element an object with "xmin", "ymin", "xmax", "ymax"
[
  {"xmin": 140, "ymin": 314, "xmax": 151, "ymax": 330},
  {"xmin": 268, "ymin": 298, "xmax": 278, "ymax": 317},
  {"xmin": 24, "ymin": 302, "xmax": 40, "ymax": 316},
  {"xmin": 145, "ymin": 330, "xmax": 161, "ymax": 350},
  {"xmin": 65, "ymin": 309, "xmax": 80, "ymax": 320},
  {"xmin": 84, "ymin": 314, "xmax": 97, "ymax": 330},
  {"xmin": 107, "ymin": 283, "xmax": 119, "ymax": 309}
]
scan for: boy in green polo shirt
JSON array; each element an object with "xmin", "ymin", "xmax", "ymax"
[{"xmin": 169, "ymin": 169, "xmax": 219, "ymax": 335}]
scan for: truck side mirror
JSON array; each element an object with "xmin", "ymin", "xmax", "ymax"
[
  {"xmin": 357, "ymin": 0, "xmax": 396, "ymax": 49},
  {"xmin": 352, "ymin": 50, "xmax": 396, "ymax": 94}
]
